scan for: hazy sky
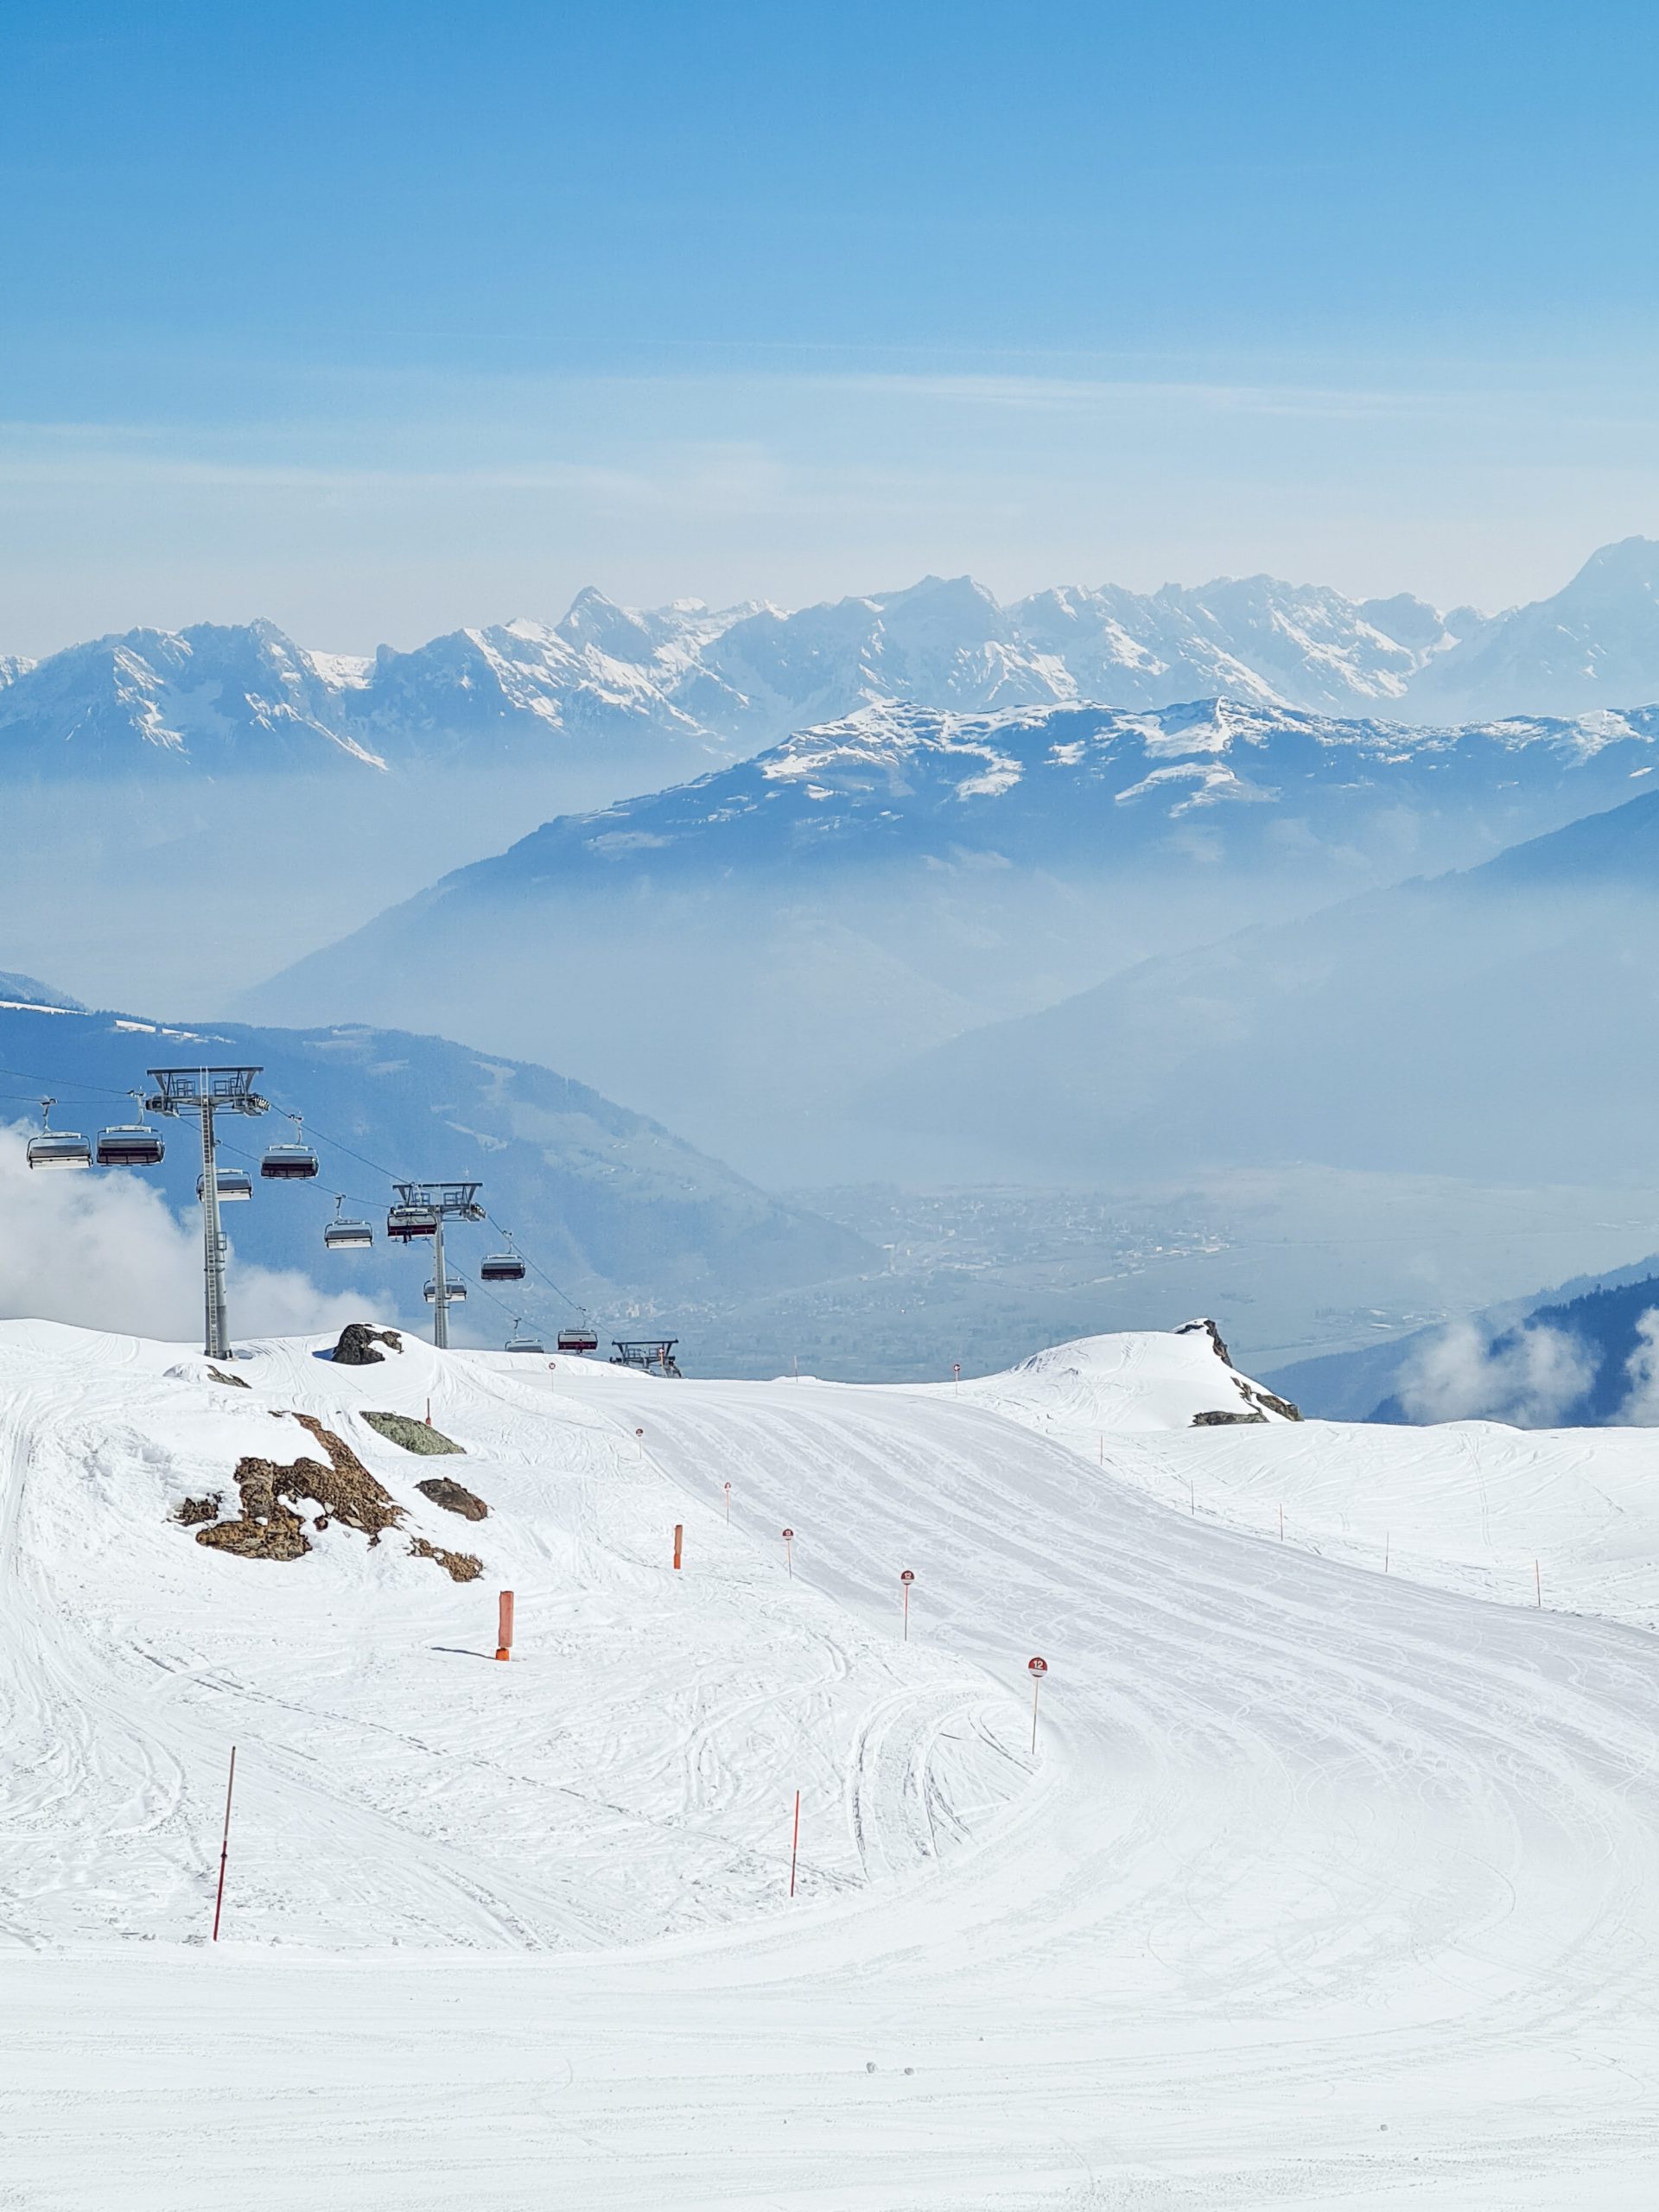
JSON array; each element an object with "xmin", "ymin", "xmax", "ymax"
[{"xmin": 6, "ymin": 1, "xmax": 1659, "ymax": 653}]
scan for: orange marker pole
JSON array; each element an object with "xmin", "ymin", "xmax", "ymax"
[
  {"xmin": 496, "ymin": 1588, "xmax": 514, "ymax": 1662},
  {"xmin": 673, "ymin": 1522, "xmax": 683, "ymax": 1571},
  {"xmin": 789, "ymin": 1789, "xmax": 801, "ymax": 1897},
  {"xmin": 212, "ymin": 1745, "xmax": 237, "ymax": 1942}
]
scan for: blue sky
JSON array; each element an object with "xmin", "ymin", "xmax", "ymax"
[{"xmin": 5, "ymin": 0, "xmax": 1659, "ymax": 651}]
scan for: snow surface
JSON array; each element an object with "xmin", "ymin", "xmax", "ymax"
[
  {"xmin": 976, "ymin": 1342, "xmax": 1659, "ymax": 1627},
  {"xmin": 7, "ymin": 1318, "xmax": 1659, "ymax": 2207}
]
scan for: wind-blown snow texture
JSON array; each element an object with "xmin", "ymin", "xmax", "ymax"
[
  {"xmin": 14, "ymin": 537, "xmax": 1659, "ymax": 772},
  {"xmin": 7, "ymin": 1318, "xmax": 1659, "ymax": 2208}
]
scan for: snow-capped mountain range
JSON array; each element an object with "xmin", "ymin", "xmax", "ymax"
[
  {"xmin": 12, "ymin": 537, "xmax": 1659, "ymax": 773},
  {"xmin": 239, "ymin": 688, "xmax": 1659, "ymax": 1179}
]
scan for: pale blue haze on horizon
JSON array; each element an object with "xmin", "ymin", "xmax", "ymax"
[{"xmin": 3, "ymin": 0, "xmax": 1659, "ymax": 653}]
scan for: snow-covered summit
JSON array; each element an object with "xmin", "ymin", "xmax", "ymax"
[
  {"xmin": 427, "ymin": 690, "xmax": 1659, "ymax": 894},
  {"xmin": 957, "ymin": 1319, "xmax": 1301, "ymax": 1433},
  {"xmin": 18, "ymin": 539, "xmax": 1659, "ymax": 778}
]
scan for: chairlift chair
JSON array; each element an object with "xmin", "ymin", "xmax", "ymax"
[
  {"xmin": 197, "ymin": 1168, "xmax": 252, "ymax": 1203},
  {"xmin": 386, "ymin": 1201, "xmax": 439, "ymax": 1241},
  {"xmin": 95, "ymin": 1093, "xmax": 164, "ymax": 1168},
  {"xmin": 556, "ymin": 1327, "xmax": 600, "ymax": 1354},
  {"xmin": 323, "ymin": 1194, "xmax": 373, "ymax": 1252},
  {"xmin": 260, "ymin": 1114, "xmax": 320, "ymax": 1180},
  {"xmin": 505, "ymin": 1320, "xmax": 545, "ymax": 1353},
  {"xmin": 26, "ymin": 1098, "xmax": 92, "ymax": 1172},
  {"xmin": 480, "ymin": 1245, "xmax": 527, "ymax": 1284},
  {"xmin": 423, "ymin": 1277, "xmax": 467, "ymax": 1304}
]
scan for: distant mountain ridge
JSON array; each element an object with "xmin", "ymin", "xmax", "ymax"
[
  {"xmin": 239, "ymin": 693, "xmax": 1659, "ymax": 1178},
  {"xmin": 334, "ymin": 693, "xmax": 1659, "ymax": 893},
  {"xmin": 16, "ymin": 537, "xmax": 1659, "ymax": 773}
]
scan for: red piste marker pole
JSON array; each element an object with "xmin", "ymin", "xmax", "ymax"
[
  {"xmin": 953, "ymin": 1362, "xmax": 961, "ymax": 1395},
  {"xmin": 789, "ymin": 1789, "xmax": 801, "ymax": 1897},
  {"xmin": 1027, "ymin": 1656, "xmax": 1047, "ymax": 1755},
  {"xmin": 496, "ymin": 1589, "xmax": 514, "ymax": 1662},
  {"xmin": 212, "ymin": 1745, "xmax": 237, "ymax": 1942},
  {"xmin": 900, "ymin": 1567, "xmax": 915, "ymax": 1641},
  {"xmin": 673, "ymin": 1522, "xmax": 683, "ymax": 1571},
  {"xmin": 782, "ymin": 1527, "xmax": 794, "ymax": 1578},
  {"xmin": 723, "ymin": 1480, "xmax": 731, "ymax": 1522}
]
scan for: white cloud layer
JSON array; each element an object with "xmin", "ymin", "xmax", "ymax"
[
  {"xmin": 0, "ymin": 1122, "xmax": 369, "ymax": 1344},
  {"xmin": 1396, "ymin": 1318, "xmax": 1597, "ymax": 1429}
]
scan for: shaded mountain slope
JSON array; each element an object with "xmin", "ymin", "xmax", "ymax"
[
  {"xmin": 862, "ymin": 786, "xmax": 1659, "ymax": 1185},
  {"xmin": 236, "ymin": 698, "xmax": 1659, "ymax": 1175},
  {"xmin": 0, "ymin": 1001, "xmax": 871, "ymax": 1332}
]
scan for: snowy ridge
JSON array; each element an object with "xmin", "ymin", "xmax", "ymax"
[
  {"xmin": 954, "ymin": 1319, "xmax": 1300, "ymax": 1433},
  {"xmin": 404, "ymin": 690, "xmax": 1659, "ymax": 885},
  {"xmin": 19, "ymin": 537, "xmax": 1659, "ymax": 775}
]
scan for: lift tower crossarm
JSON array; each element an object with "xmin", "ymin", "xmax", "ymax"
[{"xmin": 391, "ymin": 1180, "xmax": 484, "ymax": 1350}]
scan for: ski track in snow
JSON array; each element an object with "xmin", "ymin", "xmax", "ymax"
[{"xmin": 4, "ymin": 1323, "xmax": 1659, "ymax": 2207}]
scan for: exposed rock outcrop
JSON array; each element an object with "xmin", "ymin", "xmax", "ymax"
[
  {"xmin": 415, "ymin": 1476, "xmax": 487, "ymax": 1522},
  {"xmin": 362, "ymin": 1411, "xmax": 462, "ymax": 1456},
  {"xmin": 330, "ymin": 1323, "xmax": 404, "ymax": 1367},
  {"xmin": 409, "ymin": 1535, "xmax": 482, "ymax": 1582},
  {"xmin": 192, "ymin": 1414, "xmax": 404, "ymax": 1562},
  {"xmin": 173, "ymin": 1491, "xmax": 224, "ymax": 1525},
  {"xmin": 1178, "ymin": 1317, "xmax": 1235, "ymax": 1369}
]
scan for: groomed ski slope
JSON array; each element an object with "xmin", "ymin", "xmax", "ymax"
[{"xmin": 5, "ymin": 1320, "xmax": 1659, "ymax": 2209}]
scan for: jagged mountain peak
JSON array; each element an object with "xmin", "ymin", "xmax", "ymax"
[{"xmin": 16, "ymin": 541, "xmax": 1659, "ymax": 779}]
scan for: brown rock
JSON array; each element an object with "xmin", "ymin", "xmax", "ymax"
[
  {"xmin": 416, "ymin": 1476, "xmax": 488, "ymax": 1522},
  {"xmin": 409, "ymin": 1536, "xmax": 483, "ymax": 1582}
]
